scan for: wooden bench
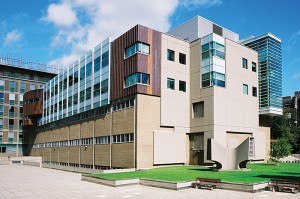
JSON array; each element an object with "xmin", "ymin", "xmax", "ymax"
[
  {"xmin": 267, "ymin": 179, "xmax": 300, "ymax": 194},
  {"xmin": 191, "ymin": 178, "xmax": 221, "ymax": 190}
]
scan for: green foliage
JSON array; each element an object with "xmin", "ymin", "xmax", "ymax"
[
  {"xmin": 271, "ymin": 115, "xmax": 300, "ymax": 153},
  {"xmin": 90, "ymin": 163, "xmax": 300, "ymax": 184},
  {"xmin": 270, "ymin": 138, "xmax": 292, "ymax": 161}
]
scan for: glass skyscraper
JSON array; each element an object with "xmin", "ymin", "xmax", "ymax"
[{"xmin": 241, "ymin": 33, "xmax": 282, "ymax": 115}]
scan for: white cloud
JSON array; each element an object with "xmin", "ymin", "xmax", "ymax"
[
  {"xmin": 44, "ymin": 0, "xmax": 222, "ymax": 68},
  {"xmin": 4, "ymin": 30, "xmax": 22, "ymax": 46},
  {"xmin": 293, "ymin": 73, "xmax": 300, "ymax": 80},
  {"xmin": 43, "ymin": 3, "xmax": 78, "ymax": 27},
  {"xmin": 180, "ymin": 0, "xmax": 222, "ymax": 8},
  {"xmin": 286, "ymin": 30, "xmax": 300, "ymax": 52}
]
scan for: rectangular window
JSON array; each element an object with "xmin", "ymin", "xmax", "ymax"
[
  {"xmin": 193, "ymin": 101, "xmax": 204, "ymax": 118},
  {"xmin": 0, "ymin": 92, "xmax": 3, "ymax": 103},
  {"xmin": 0, "ymin": 80, "xmax": 4, "ymax": 90},
  {"xmin": 101, "ymin": 79, "xmax": 108, "ymax": 94},
  {"xmin": 0, "ymin": 132, "xmax": 2, "ymax": 142},
  {"xmin": 167, "ymin": 49, "xmax": 175, "ymax": 61},
  {"xmin": 95, "ymin": 136, "xmax": 110, "ymax": 144},
  {"xmin": 179, "ymin": 53, "xmax": 186, "ymax": 65},
  {"xmin": 0, "ymin": 118, "xmax": 3, "ymax": 128},
  {"xmin": 9, "ymin": 94, "xmax": 15, "ymax": 104},
  {"xmin": 243, "ymin": 84, "xmax": 248, "ymax": 95},
  {"xmin": 179, "ymin": 80, "xmax": 186, "ymax": 92},
  {"xmin": 252, "ymin": 87, "xmax": 257, "ymax": 97},
  {"xmin": 86, "ymin": 87, "xmax": 91, "ymax": 100},
  {"xmin": 125, "ymin": 42, "xmax": 150, "ymax": 58},
  {"xmin": 8, "ymin": 132, "xmax": 14, "ymax": 142},
  {"xmin": 167, "ymin": 78, "xmax": 175, "ymax": 90},
  {"xmin": 125, "ymin": 73, "xmax": 150, "ymax": 88},
  {"xmin": 30, "ymin": 84, "xmax": 36, "ymax": 90},
  {"xmin": 19, "ymin": 132, "xmax": 23, "ymax": 142},
  {"xmin": 20, "ymin": 82, "xmax": 25, "ymax": 92},
  {"xmin": 94, "ymin": 83, "xmax": 100, "ymax": 97},
  {"xmin": 242, "ymin": 58, "xmax": 248, "ymax": 69},
  {"xmin": 0, "ymin": 105, "xmax": 3, "ymax": 116},
  {"xmin": 10, "ymin": 81, "xmax": 15, "ymax": 91},
  {"xmin": 252, "ymin": 62, "xmax": 257, "ymax": 72},
  {"xmin": 19, "ymin": 95, "xmax": 23, "ymax": 104}
]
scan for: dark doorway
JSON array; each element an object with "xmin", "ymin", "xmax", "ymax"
[{"xmin": 189, "ymin": 133, "xmax": 204, "ymax": 165}]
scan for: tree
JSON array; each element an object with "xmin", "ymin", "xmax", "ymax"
[{"xmin": 270, "ymin": 138, "xmax": 292, "ymax": 162}]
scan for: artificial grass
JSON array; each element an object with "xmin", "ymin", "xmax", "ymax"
[{"xmin": 89, "ymin": 163, "xmax": 300, "ymax": 184}]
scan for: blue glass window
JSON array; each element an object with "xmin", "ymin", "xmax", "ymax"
[{"xmin": 125, "ymin": 73, "xmax": 150, "ymax": 88}]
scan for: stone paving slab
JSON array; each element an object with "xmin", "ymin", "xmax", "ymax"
[{"xmin": 0, "ymin": 165, "xmax": 299, "ymax": 199}]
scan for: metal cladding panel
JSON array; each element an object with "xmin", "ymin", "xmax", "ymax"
[{"xmin": 111, "ymin": 25, "xmax": 161, "ymax": 101}]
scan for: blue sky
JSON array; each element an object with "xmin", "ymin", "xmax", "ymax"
[{"xmin": 0, "ymin": 0, "xmax": 299, "ymax": 96}]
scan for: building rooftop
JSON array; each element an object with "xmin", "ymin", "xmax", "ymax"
[
  {"xmin": 0, "ymin": 55, "xmax": 61, "ymax": 74},
  {"xmin": 240, "ymin": 32, "xmax": 281, "ymax": 44}
]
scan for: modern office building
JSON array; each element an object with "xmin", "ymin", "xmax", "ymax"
[
  {"xmin": 241, "ymin": 33, "xmax": 282, "ymax": 116},
  {"xmin": 0, "ymin": 58, "xmax": 57, "ymax": 157},
  {"xmin": 24, "ymin": 16, "xmax": 271, "ymax": 171}
]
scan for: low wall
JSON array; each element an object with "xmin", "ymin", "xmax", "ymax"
[
  {"xmin": 42, "ymin": 163, "xmax": 135, "ymax": 174},
  {"xmin": 81, "ymin": 175, "xmax": 268, "ymax": 192},
  {"xmin": 81, "ymin": 175, "xmax": 139, "ymax": 187},
  {"xmin": 0, "ymin": 156, "xmax": 42, "ymax": 167}
]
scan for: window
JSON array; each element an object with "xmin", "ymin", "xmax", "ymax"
[
  {"xmin": 201, "ymin": 41, "xmax": 225, "ymax": 60},
  {"xmin": 0, "ymin": 105, "xmax": 3, "ymax": 116},
  {"xmin": 242, "ymin": 58, "xmax": 248, "ymax": 69},
  {"xmin": 202, "ymin": 71, "xmax": 225, "ymax": 88},
  {"xmin": 252, "ymin": 62, "xmax": 257, "ymax": 72},
  {"xmin": 20, "ymin": 82, "xmax": 25, "ymax": 92},
  {"xmin": 10, "ymin": 81, "xmax": 15, "ymax": 91},
  {"xmin": 243, "ymin": 84, "xmax": 248, "ymax": 95},
  {"xmin": 0, "ymin": 80, "xmax": 4, "ymax": 90},
  {"xmin": 19, "ymin": 132, "xmax": 23, "ymax": 142},
  {"xmin": 167, "ymin": 78, "xmax": 174, "ymax": 90},
  {"xmin": 125, "ymin": 73, "xmax": 150, "ymax": 88},
  {"xmin": 0, "ymin": 93, "xmax": 3, "ymax": 103},
  {"xmin": 95, "ymin": 136, "xmax": 110, "ymax": 144},
  {"xmin": 125, "ymin": 42, "xmax": 150, "ymax": 58},
  {"xmin": 167, "ymin": 49, "xmax": 175, "ymax": 61},
  {"xmin": 252, "ymin": 87, "xmax": 257, "ymax": 97},
  {"xmin": 0, "ymin": 118, "xmax": 3, "ymax": 128},
  {"xmin": 86, "ymin": 87, "xmax": 91, "ymax": 100},
  {"xmin": 19, "ymin": 95, "xmax": 23, "ymax": 104},
  {"xmin": 0, "ymin": 132, "xmax": 2, "ymax": 142},
  {"xmin": 101, "ymin": 79, "xmax": 108, "ymax": 94},
  {"xmin": 9, "ymin": 106, "xmax": 14, "ymax": 116},
  {"xmin": 30, "ymin": 84, "xmax": 36, "ymax": 90},
  {"xmin": 179, "ymin": 81, "xmax": 186, "ymax": 92},
  {"xmin": 94, "ymin": 83, "xmax": 100, "ymax": 97},
  {"xmin": 8, "ymin": 132, "xmax": 14, "ymax": 142},
  {"xmin": 112, "ymin": 133, "xmax": 134, "ymax": 143},
  {"xmin": 81, "ymin": 138, "xmax": 93, "ymax": 145},
  {"xmin": 193, "ymin": 101, "xmax": 204, "ymax": 118},
  {"xmin": 179, "ymin": 53, "xmax": 186, "ymax": 65}
]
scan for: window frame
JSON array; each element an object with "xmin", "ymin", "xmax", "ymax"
[{"xmin": 167, "ymin": 78, "xmax": 175, "ymax": 90}]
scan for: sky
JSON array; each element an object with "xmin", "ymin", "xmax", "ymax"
[{"xmin": 0, "ymin": 0, "xmax": 299, "ymax": 96}]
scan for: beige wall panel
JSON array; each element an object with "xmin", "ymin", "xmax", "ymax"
[
  {"xmin": 112, "ymin": 143, "xmax": 134, "ymax": 168},
  {"xmin": 69, "ymin": 124, "xmax": 80, "ymax": 140},
  {"xmin": 42, "ymin": 149, "xmax": 51, "ymax": 161},
  {"xmin": 51, "ymin": 129, "xmax": 60, "ymax": 141},
  {"xmin": 80, "ymin": 146, "xmax": 93, "ymax": 165},
  {"xmin": 112, "ymin": 108, "xmax": 134, "ymax": 135},
  {"xmin": 57, "ymin": 127, "xmax": 69, "ymax": 141},
  {"xmin": 94, "ymin": 115, "xmax": 111, "ymax": 137},
  {"xmin": 94, "ymin": 145, "xmax": 110, "ymax": 166},
  {"xmin": 81, "ymin": 121, "xmax": 94, "ymax": 138},
  {"xmin": 161, "ymin": 34, "xmax": 190, "ymax": 129},
  {"xmin": 69, "ymin": 147, "xmax": 80, "ymax": 163},
  {"xmin": 51, "ymin": 148, "xmax": 59, "ymax": 162},
  {"xmin": 136, "ymin": 95, "xmax": 160, "ymax": 169},
  {"xmin": 59, "ymin": 147, "xmax": 69, "ymax": 162}
]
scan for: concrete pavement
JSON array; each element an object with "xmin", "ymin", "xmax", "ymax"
[{"xmin": 0, "ymin": 164, "xmax": 299, "ymax": 199}]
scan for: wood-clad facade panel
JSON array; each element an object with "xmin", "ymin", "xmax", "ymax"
[{"xmin": 111, "ymin": 25, "xmax": 161, "ymax": 100}]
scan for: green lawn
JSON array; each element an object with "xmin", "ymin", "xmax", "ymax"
[{"xmin": 90, "ymin": 163, "xmax": 300, "ymax": 184}]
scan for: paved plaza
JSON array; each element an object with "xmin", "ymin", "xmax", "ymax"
[{"xmin": 0, "ymin": 165, "xmax": 299, "ymax": 199}]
